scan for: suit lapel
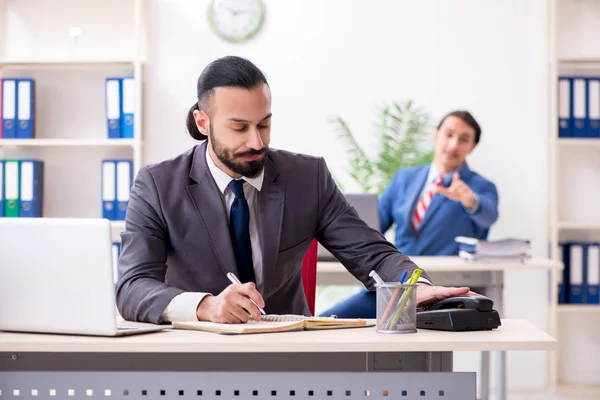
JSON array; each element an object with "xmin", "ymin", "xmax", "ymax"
[
  {"xmin": 458, "ymin": 162, "xmax": 474, "ymax": 183},
  {"xmin": 256, "ymin": 156, "xmax": 284, "ymax": 297},
  {"xmin": 186, "ymin": 142, "xmax": 238, "ymax": 278},
  {"xmin": 403, "ymin": 165, "xmax": 431, "ymax": 232}
]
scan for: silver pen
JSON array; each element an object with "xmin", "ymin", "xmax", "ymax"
[{"xmin": 226, "ymin": 272, "xmax": 267, "ymax": 315}]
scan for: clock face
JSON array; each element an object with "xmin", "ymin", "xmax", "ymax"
[{"xmin": 208, "ymin": 0, "xmax": 265, "ymax": 43}]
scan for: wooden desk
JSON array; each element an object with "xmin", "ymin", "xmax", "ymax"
[
  {"xmin": 0, "ymin": 320, "xmax": 555, "ymax": 399},
  {"xmin": 317, "ymin": 256, "xmax": 563, "ymax": 400}
]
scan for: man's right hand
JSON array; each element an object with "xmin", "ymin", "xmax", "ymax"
[{"xmin": 196, "ymin": 282, "xmax": 265, "ymax": 323}]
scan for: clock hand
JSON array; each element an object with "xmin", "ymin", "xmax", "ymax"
[
  {"xmin": 231, "ymin": 9, "xmax": 255, "ymax": 16},
  {"xmin": 216, "ymin": 2, "xmax": 236, "ymax": 15}
]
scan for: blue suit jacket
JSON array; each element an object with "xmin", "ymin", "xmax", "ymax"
[{"xmin": 379, "ymin": 163, "xmax": 499, "ymax": 256}]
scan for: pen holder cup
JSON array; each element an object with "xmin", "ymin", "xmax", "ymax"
[{"xmin": 375, "ymin": 282, "xmax": 418, "ymax": 334}]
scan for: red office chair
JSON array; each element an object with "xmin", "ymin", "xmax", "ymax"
[{"xmin": 301, "ymin": 239, "xmax": 319, "ymax": 316}]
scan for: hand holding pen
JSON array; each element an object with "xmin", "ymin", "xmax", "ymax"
[
  {"xmin": 226, "ymin": 273, "xmax": 267, "ymax": 316},
  {"xmin": 195, "ymin": 273, "xmax": 266, "ymax": 324}
]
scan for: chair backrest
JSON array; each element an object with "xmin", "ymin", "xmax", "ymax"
[{"xmin": 301, "ymin": 239, "xmax": 319, "ymax": 316}]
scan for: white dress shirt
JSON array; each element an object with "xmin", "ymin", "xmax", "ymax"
[{"xmin": 160, "ymin": 147, "xmax": 264, "ymax": 322}]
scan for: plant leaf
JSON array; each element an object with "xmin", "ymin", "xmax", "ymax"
[
  {"xmin": 332, "ymin": 99, "xmax": 434, "ymax": 195},
  {"xmin": 329, "ymin": 116, "xmax": 375, "ymax": 192}
]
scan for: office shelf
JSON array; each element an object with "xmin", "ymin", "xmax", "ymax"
[
  {"xmin": 557, "ymin": 138, "xmax": 600, "ymax": 147},
  {"xmin": 557, "ymin": 221, "xmax": 600, "ymax": 230},
  {"xmin": 0, "ymin": 139, "xmax": 136, "ymax": 147},
  {"xmin": 557, "ymin": 304, "xmax": 600, "ymax": 313},
  {"xmin": 558, "ymin": 57, "xmax": 600, "ymax": 64},
  {"xmin": 0, "ymin": 58, "xmax": 136, "ymax": 69},
  {"xmin": 556, "ymin": 384, "xmax": 600, "ymax": 396}
]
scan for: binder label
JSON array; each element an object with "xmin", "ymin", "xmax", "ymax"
[
  {"xmin": 106, "ymin": 80, "xmax": 120, "ymax": 120},
  {"xmin": 116, "ymin": 161, "xmax": 131, "ymax": 203},
  {"xmin": 559, "ymin": 79, "xmax": 570, "ymax": 124},
  {"xmin": 589, "ymin": 80, "xmax": 600, "ymax": 120},
  {"xmin": 20, "ymin": 161, "xmax": 34, "ymax": 202},
  {"xmin": 570, "ymin": 244, "xmax": 584, "ymax": 302},
  {"xmin": 573, "ymin": 78, "xmax": 586, "ymax": 121},
  {"xmin": 2, "ymin": 80, "xmax": 16, "ymax": 120},
  {"xmin": 588, "ymin": 244, "xmax": 600, "ymax": 303},
  {"xmin": 5, "ymin": 161, "xmax": 19, "ymax": 200},
  {"xmin": 0, "ymin": 161, "xmax": 3, "ymax": 203},
  {"xmin": 122, "ymin": 78, "xmax": 135, "ymax": 115},
  {"xmin": 17, "ymin": 80, "xmax": 31, "ymax": 121},
  {"xmin": 103, "ymin": 161, "xmax": 116, "ymax": 208}
]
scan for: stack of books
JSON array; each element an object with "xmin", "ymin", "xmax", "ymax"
[{"xmin": 455, "ymin": 236, "xmax": 531, "ymax": 262}]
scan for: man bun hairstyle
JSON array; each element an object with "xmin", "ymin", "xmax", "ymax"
[{"xmin": 186, "ymin": 56, "xmax": 269, "ymax": 141}]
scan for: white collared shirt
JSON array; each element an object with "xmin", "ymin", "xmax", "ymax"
[
  {"xmin": 419, "ymin": 163, "xmax": 443, "ymax": 201},
  {"xmin": 160, "ymin": 146, "xmax": 264, "ymax": 322}
]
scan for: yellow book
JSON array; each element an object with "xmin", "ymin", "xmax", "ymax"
[{"xmin": 172, "ymin": 315, "xmax": 373, "ymax": 335}]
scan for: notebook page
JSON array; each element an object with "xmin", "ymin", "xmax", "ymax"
[
  {"xmin": 173, "ymin": 320, "xmax": 304, "ymax": 334},
  {"xmin": 258, "ymin": 314, "xmax": 308, "ymax": 322}
]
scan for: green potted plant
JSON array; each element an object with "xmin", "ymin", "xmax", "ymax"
[
  {"xmin": 315, "ymin": 101, "xmax": 435, "ymax": 314},
  {"xmin": 331, "ymin": 100, "xmax": 434, "ymax": 195}
]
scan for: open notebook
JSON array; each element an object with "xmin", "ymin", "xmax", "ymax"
[{"xmin": 172, "ymin": 315, "xmax": 373, "ymax": 335}]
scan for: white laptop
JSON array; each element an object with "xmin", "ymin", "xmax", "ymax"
[
  {"xmin": 0, "ymin": 218, "xmax": 168, "ymax": 336},
  {"xmin": 318, "ymin": 193, "xmax": 381, "ymax": 261}
]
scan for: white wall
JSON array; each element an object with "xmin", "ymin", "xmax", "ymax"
[
  {"xmin": 143, "ymin": 0, "xmax": 550, "ymax": 391},
  {"xmin": 0, "ymin": 0, "xmax": 136, "ymax": 60}
]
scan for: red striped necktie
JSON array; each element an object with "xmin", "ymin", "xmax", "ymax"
[{"xmin": 411, "ymin": 174, "xmax": 443, "ymax": 231}]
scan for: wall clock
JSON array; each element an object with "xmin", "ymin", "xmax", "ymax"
[{"xmin": 208, "ymin": 0, "xmax": 266, "ymax": 43}]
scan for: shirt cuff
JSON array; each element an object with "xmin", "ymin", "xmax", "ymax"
[
  {"xmin": 464, "ymin": 193, "xmax": 480, "ymax": 214},
  {"xmin": 160, "ymin": 292, "xmax": 211, "ymax": 322},
  {"xmin": 417, "ymin": 277, "xmax": 433, "ymax": 286}
]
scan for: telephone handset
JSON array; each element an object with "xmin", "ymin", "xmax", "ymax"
[
  {"xmin": 424, "ymin": 296, "xmax": 494, "ymax": 312},
  {"xmin": 417, "ymin": 296, "xmax": 501, "ymax": 331}
]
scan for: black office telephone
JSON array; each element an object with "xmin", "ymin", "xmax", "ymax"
[{"xmin": 416, "ymin": 296, "xmax": 501, "ymax": 331}]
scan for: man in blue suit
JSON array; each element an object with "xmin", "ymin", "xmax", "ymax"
[{"xmin": 320, "ymin": 110, "xmax": 499, "ymax": 318}]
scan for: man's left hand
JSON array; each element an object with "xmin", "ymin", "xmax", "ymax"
[
  {"xmin": 436, "ymin": 172, "xmax": 477, "ymax": 209},
  {"xmin": 416, "ymin": 283, "xmax": 479, "ymax": 308}
]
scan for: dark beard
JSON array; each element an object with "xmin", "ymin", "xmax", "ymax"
[{"xmin": 209, "ymin": 126, "xmax": 268, "ymax": 178}]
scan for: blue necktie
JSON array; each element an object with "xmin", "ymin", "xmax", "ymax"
[{"xmin": 228, "ymin": 179, "xmax": 255, "ymax": 284}]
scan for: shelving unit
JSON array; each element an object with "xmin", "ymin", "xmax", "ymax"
[
  {"xmin": 0, "ymin": 59, "xmax": 138, "ymax": 68},
  {"xmin": 557, "ymin": 138, "xmax": 600, "ymax": 146},
  {"xmin": 0, "ymin": 0, "xmax": 146, "ymax": 241},
  {"xmin": 558, "ymin": 57, "xmax": 600, "ymax": 64},
  {"xmin": 557, "ymin": 221, "xmax": 600, "ymax": 230},
  {"xmin": 0, "ymin": 138, "xmax": 137, "ymax": 147},
  {"xmin": 556, "ymin": 385, "xmax": 600, "ymax": 397},
  {"xmin": 548, "ymin": 0, "xmax": 600, "ymax": 394},
  {"xmin": 557, "ymin": 304, "xmax": 600, "ymax": 313}
]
